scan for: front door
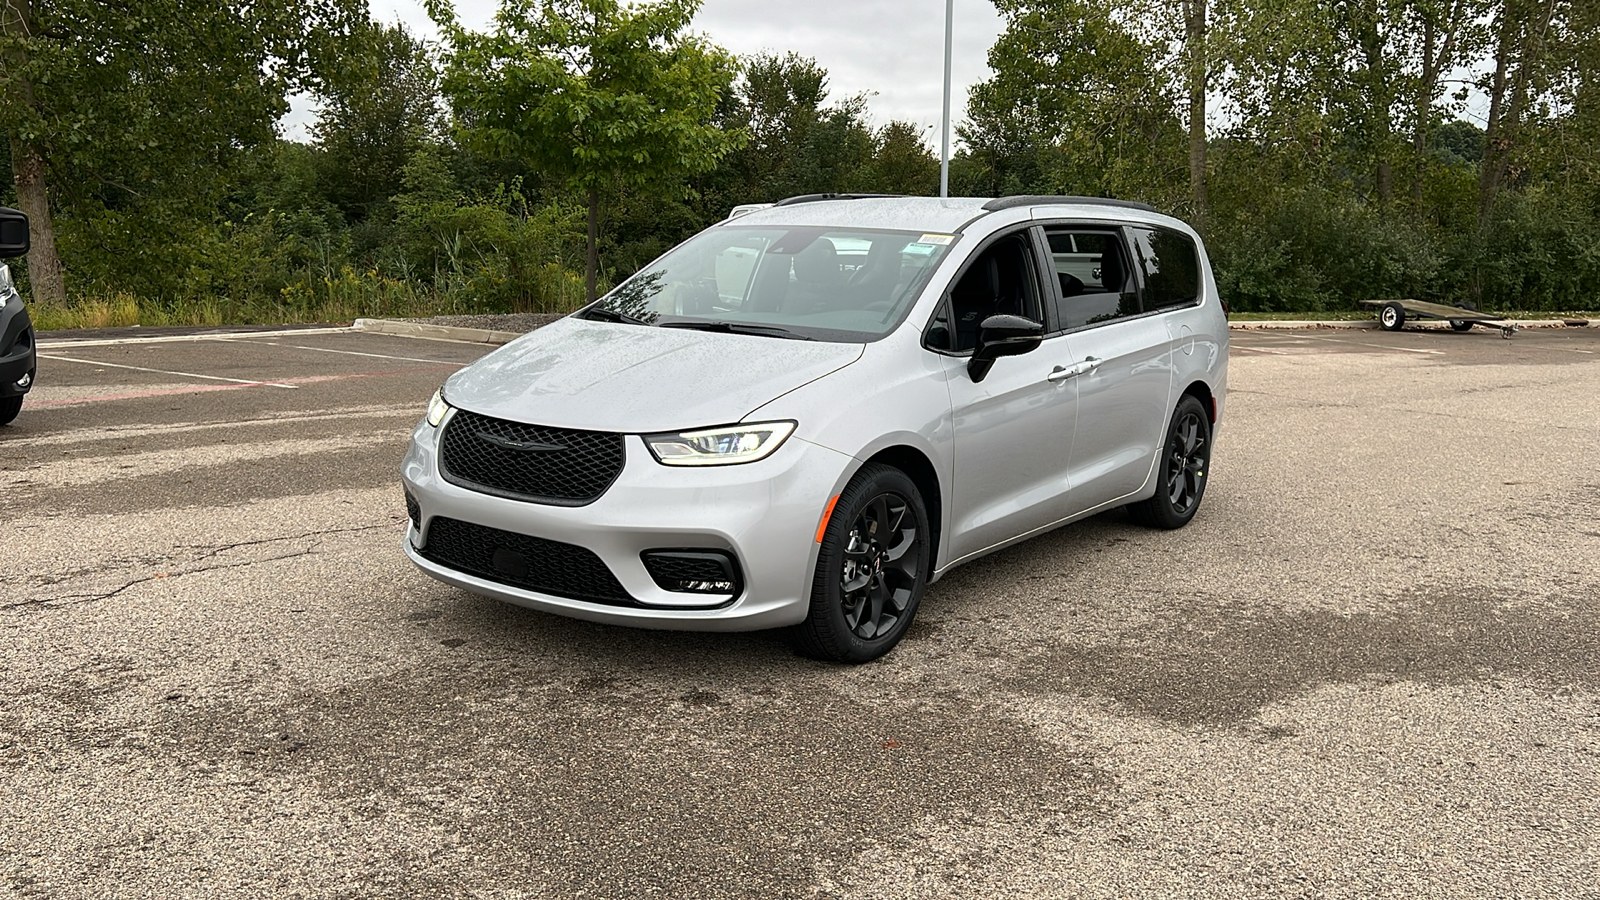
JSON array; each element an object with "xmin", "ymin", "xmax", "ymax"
[{"xmin": 936, "ymin": 228, "xmax": 1080, "ymax": 562}]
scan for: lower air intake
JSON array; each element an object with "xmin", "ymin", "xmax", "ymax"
[{"xmin": 420, "ymin": 517, "xmax": 636, "ymax": 607}]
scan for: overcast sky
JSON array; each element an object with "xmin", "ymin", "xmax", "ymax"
[{"xmin": 283, "ymin": 0, "xmax": 1006, "ymax": 142}]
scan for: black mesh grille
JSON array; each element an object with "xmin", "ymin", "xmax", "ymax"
[
  {"xmin": 420, "ymin": 517, "xmax": 636, "ymax": 606},
  {"xmin": 440, "ymin": 410, "xmax": 624, "ymax": 505},
  {"xmin": 404, "ymin": 491, "xmax": 421, "ymax": 529}
]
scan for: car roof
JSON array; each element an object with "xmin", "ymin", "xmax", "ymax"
[{"xmin": 716, "ymin": 195, "xmax": 1192, "ymax": 236}]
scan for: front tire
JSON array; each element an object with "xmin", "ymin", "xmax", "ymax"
[
  {"xmin": 791, "ymin": 464, "xmax": 929, "ymax": 663},
  {"xmin": 1449, "ymin": 320, "xmax": 1473, "ymax": 332},
  {"xmin": 1128, "ymin": 395, "xmax": 1212, "ymax": 530},
  {"xmin": 0, "ymin": 395, "xmax": 21, "ymax": 426}
]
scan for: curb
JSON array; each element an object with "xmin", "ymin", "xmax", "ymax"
[{"xmin": 353, "ymin": 318, "xmax": 525, "ymax": 345}]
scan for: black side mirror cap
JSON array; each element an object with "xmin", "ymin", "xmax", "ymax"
[
  {"xmin": 0, "ymin": 208, "xmax": 29, "ymax": 258},
  {"xmin": 969, "ymin": 314, "xmax": 1043, "ymax": 382}
]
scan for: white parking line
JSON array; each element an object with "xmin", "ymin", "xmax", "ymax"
[
  {"xmin": 35, "ymin": 326, "xmax": 352, "ymax": 350},
  {"xmin": 38, "ymin": 354, "xmax": 299, "ymax": 388},
  {"xmin": 1294, "ymin": 333, "xmax": 1445, "ymax": 354},
  {"xmin": 220, "ymin": 338, "xmax": 464, "ymax": 365}
]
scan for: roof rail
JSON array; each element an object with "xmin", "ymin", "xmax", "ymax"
[
  {"xmin": 982, "ymin": 195, "xmax": 1157, "ymax": 213},
  {"xmin": 773, "ymin": 193, "xmax": 905, "ymax": 207}
]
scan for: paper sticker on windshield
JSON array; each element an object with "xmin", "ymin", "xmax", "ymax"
[
  {"xmin": 918, "ymin": 234, "xmax": 955, "ymax": 245},
  {"xmin": 904, "ymin": 243, "xmax": 938, "ymax": 256}
]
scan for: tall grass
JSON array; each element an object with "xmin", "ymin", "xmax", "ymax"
[{"xmin": 30, "ymin": 263, "xmax": 592, "ymax": 331}]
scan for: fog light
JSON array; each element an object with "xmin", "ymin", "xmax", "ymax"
[
  {"xmin": 14, "ymin": 371, "xmax": 30, "ymax": 389},
  {"xmin": 640, "ymin": 550, "xmax": 743, "ymax": 597}
]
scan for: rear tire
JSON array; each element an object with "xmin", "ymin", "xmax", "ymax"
[
  {"xmin": 1379, "ymin": 302, "xmax": 1406, "ymax": 331},
  {"xmin": 0, "ymin": 395, "xmax": 21, "ymax": 426},
  {"xmin": 1449, "ymin": 320, "xmax": 1473, "ymax": 332},
  {"xmin": 1128, "ymin": 395, "xmax": 1212, "ymax": 530},
  {"xmin": 791, "ymin": 463, "xmax": 929, "ymax": 664}
]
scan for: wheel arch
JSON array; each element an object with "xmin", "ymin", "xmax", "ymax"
[
  {"xmin": 1180, "ymin": 379, "xmax": 1217, "ymax": 424},
  {"xmin": 860, "ymin": 444, "xmax": 943, "ymax": 579}
]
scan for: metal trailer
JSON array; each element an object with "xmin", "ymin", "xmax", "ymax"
[{"xmin": 1360, "ymin": 298, "xmax": 1518, "ymax": 338}]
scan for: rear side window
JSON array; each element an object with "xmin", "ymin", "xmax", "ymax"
[
  {"xmin": 1131, "ymin": 227, "xmax": 1202, "ymax": 311},
  {"xmin": 1043, "ymin": 229, "xmax": 1139, "ymax": 330}
]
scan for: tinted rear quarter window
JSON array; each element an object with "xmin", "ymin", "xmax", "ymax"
[{"xmin": 1132, "ymin": 227, "xmax": 1202, "ymax": 311}]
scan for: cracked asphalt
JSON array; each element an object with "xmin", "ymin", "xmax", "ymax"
[{"xmin": 2, "ymin": 324, "xmax": 1598, "ymax": 898}]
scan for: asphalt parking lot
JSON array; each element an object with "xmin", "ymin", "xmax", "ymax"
[{"xmin": 3, "ymin": 323, "xmax": 1598, "ymax": 898}]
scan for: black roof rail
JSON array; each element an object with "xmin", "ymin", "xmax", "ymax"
[
  {"xmin": 773, "ymin": 193, "xmax": 905, "ymax": 207},
  {"xmin": 982, "ymin": 195, "xmax": 1157, "ymax": 213}
]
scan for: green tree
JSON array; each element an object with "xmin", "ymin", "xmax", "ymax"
[
  {"xmin": 1477, "ymin": 0, "xmax": 1574, "ymax": 227},
  {"xmin": 962, "ymin": 0, "xmax": 1184, "ymax": 203},
  {"xmin": 313, "ymin": 22, "xmax": 443, "ymax": 226},
  {"xmin": 0, "ymin": 0, "xmax": 364, "ymax": 304},
  {"xmin": 429, "ymin": 0, "xmax": 740, "ymax": 301},
  {"xmin": 866, "ymin": 121, "xmax": 939, "ymax": 196}
]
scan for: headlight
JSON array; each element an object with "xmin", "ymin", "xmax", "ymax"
[
  {"xmin": 644, "ymin": 421, "xmax": 796, "ymax": 466},
  {"xmin": 0, "ymin": 265, "xmax": 12, "ymax": 296},
  {"xmin": 425, "ymin": 389, "xmax": 451, "ymax": 427}
]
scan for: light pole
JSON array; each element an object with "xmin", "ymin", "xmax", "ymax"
[{"xmin": 940, "ymin": 0, "xmax": 953, "ymax": 199}]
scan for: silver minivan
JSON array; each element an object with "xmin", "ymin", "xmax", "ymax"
[{"xmin": 401, "ymin": 195, "xmax": 1227, "ymax": 662}]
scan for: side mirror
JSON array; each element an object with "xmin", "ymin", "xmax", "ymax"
[
  {"xmin": 968, "ymin": 313, "xmax": 1043, "ymax": 382},
  {"xmin": 0, "ymin": 208, "xmax": 29, "ymax": 258}
]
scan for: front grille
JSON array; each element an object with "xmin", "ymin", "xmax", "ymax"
[
  {"xmin": 420, "ymin": 517, "xmax": 636, "ymax": 607},
  {"xmin": 440, "ymin": 410, "xmax": 624, "ymax": 505}
]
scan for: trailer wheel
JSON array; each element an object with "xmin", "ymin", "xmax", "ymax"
[
  {"xmin": 1449, "ymin": 320, "xmax": 1473, "ymax": 332},
  {"xmin": 1380, "ymin": 302, "xmax": 1406, "ymax": 331}
]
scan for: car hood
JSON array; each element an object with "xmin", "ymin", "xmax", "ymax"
[{"xmin": 443, "ymin": 317, "xmax": 866, "ymax": 433}]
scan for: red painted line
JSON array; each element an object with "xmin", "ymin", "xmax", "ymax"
[{"xmin": 27, "ymin": 365, "xmax": 459, "ymax": 408}]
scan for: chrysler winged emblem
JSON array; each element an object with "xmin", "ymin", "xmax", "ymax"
[{"xmin": 477, "ymin": 431, "xmax": 567, "ymax": 452}]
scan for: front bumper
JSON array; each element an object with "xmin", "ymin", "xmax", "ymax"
[
  {"xmin": 400, "ymin": 415, "xmax": 857, "ymax": 632},
  {"xmin": 0, "ymin": 290, "xmax": 35, "ymax": 398}
]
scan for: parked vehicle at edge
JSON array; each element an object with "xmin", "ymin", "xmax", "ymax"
[
  {"xmin": 0, "ymin": 207, "xmax": 34, "ymax": 427},
  {"xmin": 401, "ymin": 194, "xmax": 1228, "ymax": 662}
]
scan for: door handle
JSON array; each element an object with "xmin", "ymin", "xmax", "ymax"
[{"xmin": 1047, "ymin": 356, "xmax": 1103, "ymax": 383}]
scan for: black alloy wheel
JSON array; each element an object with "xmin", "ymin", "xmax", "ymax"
[
  {"xmin": 1128, "ymin": 395, "xmax": 1212, "ymax": 529},
  {"xmin": 792, "ymin": 463, "xmax": 929, "ymax": 663}
]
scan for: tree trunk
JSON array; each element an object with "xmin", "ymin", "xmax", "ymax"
[
  {"xmin": 1353, "ymin": 0, "xmax": 1394, "ymax": 203},
  {"xmin": 1477, "ymin": 0, "xmax": 1560, "ymax": 228},
  {"xmin": 1185, "ymin": 0, "xmax": 1209, "ymax": 225},
  {"xmin": 2, "ymin": 0, "xmax": 66, "ymax": 305},
  {"xmin": 1412, "ymin": 17, "xmax": 1438, "ymax": 204},
  {"xmin": 585, "ymin": 187, "xmax": 599, "ymax": 304},
  {"xmin": 8, "ymin": 139, "xmax": 64, "ymax": 305}
]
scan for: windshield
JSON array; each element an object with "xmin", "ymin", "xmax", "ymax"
[{"xmin": 586, "ymin": 226, "xmax": 957, "ymax": 341}]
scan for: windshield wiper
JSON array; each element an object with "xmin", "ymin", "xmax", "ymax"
[
  {"xmin": 581, "ymin": 306, "xmax": 651, "ymax": 326},
  {"xmin": 659, "ymin": 321, "xmax": 816, "ymax": 341}
]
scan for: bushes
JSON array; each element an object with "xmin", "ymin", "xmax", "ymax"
[
  {"xmin": 1208, "ymin": 182, "xmax": 1600, "ymax": 314},
  {"xmin": 1210, "ymin": 188, "xmax": 1447, "ymax": 312},
  {"xmin": 30, "ymin": 141, "xmax": 592, "ymax": 328}
]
